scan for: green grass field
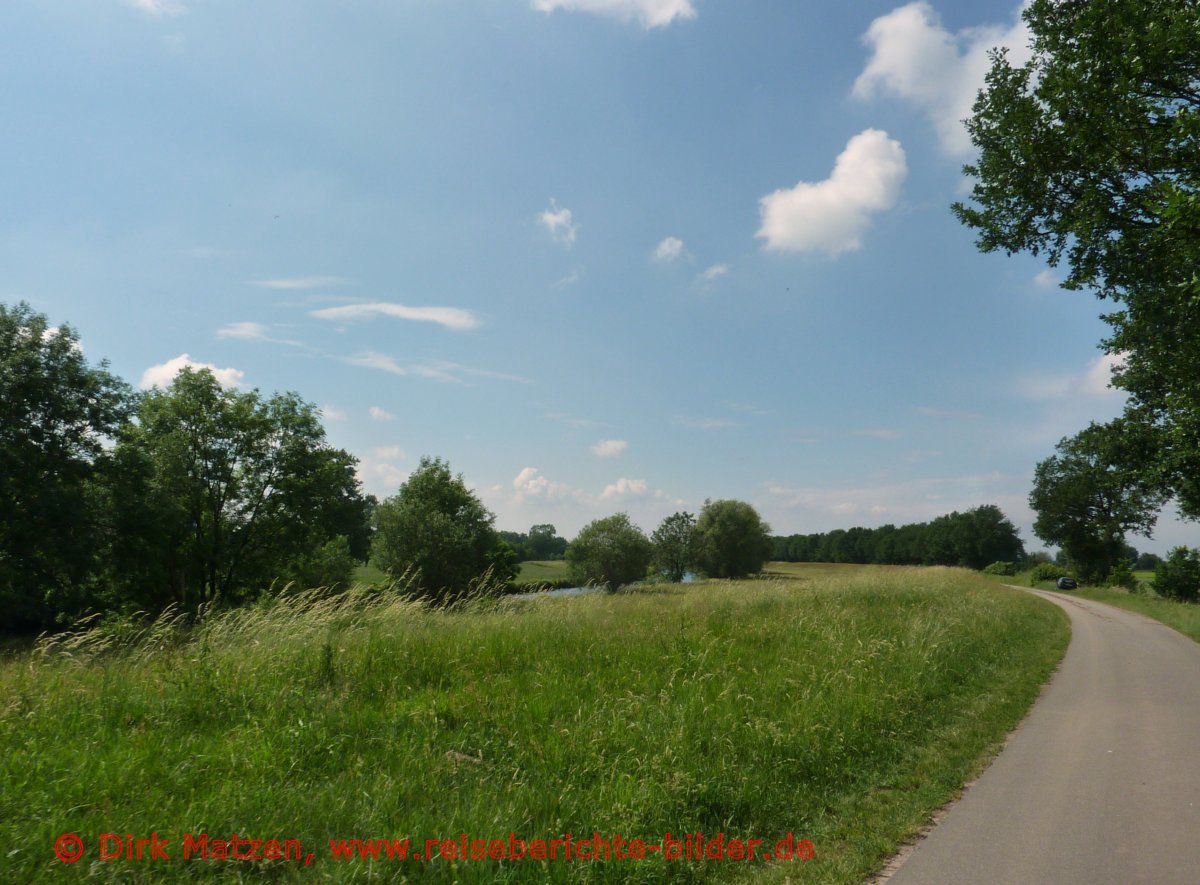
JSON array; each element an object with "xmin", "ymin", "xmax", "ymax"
[
  {"xmin": 1, "ymin": 566, "xmax": 1067, "ymax": 882},
  {"xmin": 515, "ymin": 560, "xmax": 571, "ymax": 586}
]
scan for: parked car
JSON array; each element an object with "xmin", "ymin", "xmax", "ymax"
[{"xmin": 1056, "ymin": 576, "xmax": 1078, "ymax": 590}]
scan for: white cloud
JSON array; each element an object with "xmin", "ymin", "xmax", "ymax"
[
  {"xmin": 513, "ymin": 467, "xmax": 574, "ymax": 503},
  {"xmin": 1020, "ymin": 352, "xmax": 1128, "ymax": 401},
  {"xmin": 140, "ymin": 354, "xmax": 243, "ymax": 390},
  {"xmin": 757, "ymin": 129, "xmax": 908, "ymax": 256},
  {"xmin": 345, "ymin": 352, "xmax": 528, "ymax": 384},
  {"xmin": 553, "ymin": 267, "xmax": 584, "ymax": 288},
  {"xmin": 216, "ymin": 321, "xmax": 302, "ymax": 347},
  {"xmin": 539, "ymin": 199, "xmax": 578, "ymax": 246},
  {"xmin": 591, "ymin": 439, "xmax": 628, "ymax": 458},
  {"xmin": 853, "ymin": 1, "xmax": 1033, "ymax": 156},
  {"xmin": 368, "ymin": 406, "xmax": 396, "ymax": 421},
  {"xmin": 311, "ymin": 302, "xmax": 480, "ymax": 331},
  {"xmin": 697, "ymin": 263, "xmax": 730, "ymax": 283},
  {"xmin": 654, "ymin": 236, "xmax": 685, "ymax": 262},
  {"xmin": 248, "ymin": 276, "xmax": 347, "ymax": 290},
  {"xmin": 373, "ymin": 445, "xmax": 406, "ymax": 460},
  {"xmin": 601, "ymin": 477, "xmax": 648, "ymax": 500},
  {"xmin": 126, "ymin": 0, "xmax": 185, "ymax": 17},
  {"xmin": 357, "ymin": 459, "xmax": 407, "ymax": 496},
  {"xmin": 853, "ymin": 428, "xmax": 903, "ymax": 439},
  {"xmin": 319, "ymin": 405, "xmax": 348, "ymax": 422},
  {"xmin": 1033, "ymin": 269, "xmax": 1061, "ymax": 289},
  {"xmin": 532, "ymin": 0, "xmax": 696, "ymax": 29}
]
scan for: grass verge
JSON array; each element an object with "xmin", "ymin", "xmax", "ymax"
[
  {"xmin": 1, "ymin": 566, "xmax": 1066, "ymax": 882},
  {"xmin": 1069, "ymin": 586, "xmax": 1200, "ymax": 644}
]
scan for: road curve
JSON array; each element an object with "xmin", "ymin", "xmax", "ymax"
[{"xmin": 886, "ymin": 588, "xmax": 1200, "ymax": 885}]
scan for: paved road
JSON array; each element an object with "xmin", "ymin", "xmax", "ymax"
[{"xmin": 887, "ymin": 588, "xmax": 1200, "ymax": 885}]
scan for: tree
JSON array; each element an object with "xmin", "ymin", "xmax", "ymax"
[
  {"xmin": 527, "ymin": 524, "xmax": 568, "ymax": 560},
  {"xmin": 0, "ymin": 302, "xmax": 133, "ymax": 631},
  {"xmin": 956, "ymin": 0, "xmax": 1200, "ymax": 515},
  {"xmin": 1030, "ymin": 421, "xmax": 1167, "ymax": 584},
  {"xmin": 1135, "ymin": 551, "xmax": 1163, "ymax": 571},
  {"xmin": 651, "ymin": 511, "xmax": 696, "ymax": 582},
  {"xmin": 1154, "ymin": 547, "xmax": 1200, "ymax": 602},
  {"xmin": 371, "ymin": 456, "xmax": 516, "ymax": 598},
  {"xmin": 115, "ymin": 368, "xmax": 368, "ymax": 606},
  {"xmin": 565, "ymin": 514, "xmax": 652, "ymax": 591},
  {"xmin": 693, "ymin": 499, "xmax": 772, "ymax": 579}
]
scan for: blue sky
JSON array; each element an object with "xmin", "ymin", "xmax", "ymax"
[{"xmin": 3, "ymin": 0, "xmax": 1192, "ymax": 552}]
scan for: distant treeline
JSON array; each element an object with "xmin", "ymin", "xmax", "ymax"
[{"xmin": 771, "ymin": 505, "xmax": 1025, "ymax": 570}]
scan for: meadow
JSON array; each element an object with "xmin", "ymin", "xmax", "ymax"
[{"xmin": 1, "ymin": 565, "xmax": 1067, "ymax": 882}]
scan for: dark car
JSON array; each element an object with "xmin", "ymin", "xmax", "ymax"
[{"xmin": 1056, "ymin": 576, "xmax": 1078, "ymax": 590}]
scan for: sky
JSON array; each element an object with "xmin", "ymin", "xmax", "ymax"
[{"xmin": 3, "ymin": 0, "xmax": 1193, "ymax": 553}]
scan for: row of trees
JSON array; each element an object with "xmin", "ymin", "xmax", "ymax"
[
  {"xmin": 957, "ymin": 0, "xmax": 1198, "ymax": 592},
  {"xmin": 499, "ymin": 525, "xmax": 568, "ymax": 561},
  {"xmin": 2, "ymin": 303, "xmax": 371, "ymax": 632},
  {"xmin": 771, "ymin": 506, "xmax": 1025, "ymax": 570}
]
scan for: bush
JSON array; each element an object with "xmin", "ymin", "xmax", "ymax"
[
  {"xmin": 983, "ymin": 561, "xmax": 1017, "ymax": 576},
  {"xmin": 1154, "ymin": 547, "xmax": 1200, "ymax": 603},
  {"xmin": 693, "ymin": 499, "xmax": 772, "ymax": 579},
  {"xmin": 566, "ymin": 514, "xmax": 653, "ymax": 591},
  {"xmin": 1029, "ymin": 563, "xmax": 1068, "ymax": 586},
  {"xmin": 282, "ymin": 536, "xmax": 357, "ymax": 590},
  {"xmin": 1105, "ymin": 559, "xmax": 1139, "ymax": 592}
]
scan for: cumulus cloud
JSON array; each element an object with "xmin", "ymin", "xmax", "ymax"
[
  {"xmin": 373, "ymin": 446, "xmax": 406, "ymax": 460},
  {"xmin": 1020, "ymin": 352, "xmax": 1128, "ymax": 401},
  {"xmin": 311, "ymin": 302, "xmax": 479, "ymax": 331},
  {"xmin": 319, "ymin": 405, "xmax": 347, "ymax": 422},
  {"xmin": 357, "ymin": 459, "xmax": 407, "ymax": 496},
  {"xmin": 539, "ymin": 199, "xmax": 578, "ymax": 246},
  {"xmin": 140, "ymin": 354, "xmax": 243, "ymax": 390},
  {"xmin": 853, "ymin": 1, "xmax": 1033, "ymax": 156},
  {"xmin": 654, "ymin": 236, "xmax": 685, "ymax": 262},
  {"xmin": 601, "ymin": 477, "xmax": 648, "ymax": 500},
  {"xmin": 513, "ymin": 467, "xmax": 574, "ymax": 503},
  {"xmin": 247, "ymin": 276, "xmax": 346, "ymax": 290},
  {"xmin": 125, "ymin": 0, "xmax": 185, "ymax": 16},
  {"xmin": 532, "ymin": 0, "xmax": 696, "ymax": 29},
  {"xmin": 1033, "ymin": 269, "xmax": 1061, "ymax": 289},
  {"xmin": 590, "ymin": 439, "xmax": 628, "ymax": 458},
  {"xmin": 757, "ymin": 129, "xmax": 907, "ymax": 256},
  {"xmin": 368, "ymin": 406, "xmax": 396, "ymax": 421}
]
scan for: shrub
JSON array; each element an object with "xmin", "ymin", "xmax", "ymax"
[
  {"xmin": 1029, "ymin": 563, "xmax": 1068, "ymax": 586},
  {"xmin": 983, "ymin": 561, "xmax": 1017, "ymax": 576},
  {"xmin": 1105, "ymin": 559, "xmax": 1139, "ymax": 592},
  {"xmin": 1154, "ymin": 547, "xmax": 1200, "ymax": 603},
  {"xmin": 566, "ymin": 514, "xmax": 653, "ymax": 591},
  {"xmin": 283, "ymin": 536, "xmax": 357, "ymax": 590},
  {"xmin": 693, "ymin": 499, "xmax": 773, "ymax": 579}
]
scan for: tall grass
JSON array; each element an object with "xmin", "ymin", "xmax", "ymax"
[{"xmin": 0, "ymin": 566, "xmax": 1066, "ymax": 882}]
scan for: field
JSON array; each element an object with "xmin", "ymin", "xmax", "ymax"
[
  {"xmin": 0, "ymin": 565, "xmax": 1067, "ymax": 882},
  {"xmin": 515, "ymin": 559, "xmax": 571, "ymax": 587}
]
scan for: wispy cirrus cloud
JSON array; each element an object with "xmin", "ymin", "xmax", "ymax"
[
  {"xmin": 346, "ymin": 352, "xmax": 528, "ymax": 385},
  {"xmin": 216, "ymin": 321, "xmax": 303, "ymax": 347},
  {"xmin": 532, "ymin": 0, "xmax": 696, "ymax": 29},
  {"xmin": 311, "ymin": 302, "xmax": 480, "ymax": 331},
  {"xmin": 125, "ymin": 0, "xmax": 185, "ymax": 17},
  {"xmin": 248, "ymin": 275, "xmax": 347, "ymax": 290}
]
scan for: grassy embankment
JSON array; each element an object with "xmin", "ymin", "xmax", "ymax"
[
  {"xmin": 987, "ymin": 569, "xmax": 1200, "ymax": 645},
  {"xmin": 1, "ymin": 565, "xmax": 1066, "ymax": 883}
]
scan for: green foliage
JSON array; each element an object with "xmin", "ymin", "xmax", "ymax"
[
  {"xmin": 1136, "ymin": 551, "xmax": 1164, "ymax": 571},
  {"xmin": 1105, "ymin": 559, "xmax": 1139, "ymax": 592},
  {"xmin": 371, "ymin": 457, "xmax": 516, "ymax": 599},
  {"xmin": 650, "ymin": 511, "xmax": 696, "ymax": 582},
  {"xmin": 1026, "ymin": 551, "xmax": 1053, "ymax": 566},
  {"xmin": 983, "ymin": 561, "xmax": 1017, "ymax": 577},
  {"xmin": 1154, "ymin": 547, "xmax": 1200, "ymax": 603},
  {"xmin": 0, "ymin": 302, "xmax": 134, "ymax": 632},
  {"xmin": 112, "ymin": 368, "xmax": 368, "ymax": 608},
  {"xmin": 565, "ymin": 513, "xmax": 652, "ymax": 591},
  {"xmin": 498, "ymin": 525, "xmax": 568, "ymax": 561},
  {"xmin": 772, "ymin": 505, "xmax": 1024, "ymax": 569},
  {"xmin": 1030, "ymin": 421, "xmax": 1167, "ymax": 585},
  {"xmin": 281, "ymin": 535, "xmax": 358, "ymax": 590},
  {"xmin": 693, "ymin": 499, "xmax": 772, "ymax": 579},
  {"xmin": 1029, "ymin": 563, "xmax": 1068, "ymax": 586},
  {"xmin": 957, "ymin": 0, "xmax": 1200, "ymax": 517}
]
